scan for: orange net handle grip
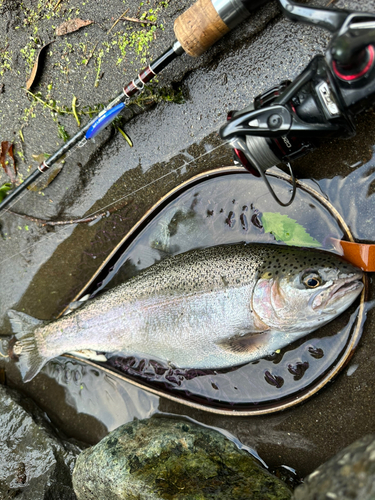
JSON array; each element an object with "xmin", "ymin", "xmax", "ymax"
[{"xmin": 328, "ymin": 238, "xmax": 375, "ymax": 272}]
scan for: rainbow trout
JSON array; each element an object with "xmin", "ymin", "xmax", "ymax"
[{"xmin": 8, "ymin": 243, "xmax": 363, "ymax": 382}]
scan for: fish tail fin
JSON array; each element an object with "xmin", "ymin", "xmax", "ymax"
[{"xmin": 8, "ymin": 310, "xmax": 47, "ymax": 382}]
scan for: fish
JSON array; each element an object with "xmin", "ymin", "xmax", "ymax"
[{"xmin": 8, "ymin": 243, "xmax": 364, "ymax": 382}]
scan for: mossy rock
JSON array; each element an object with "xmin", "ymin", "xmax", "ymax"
[{"xmin": 73, "ymin": 416, "xmax": 292, "ymax": 500}]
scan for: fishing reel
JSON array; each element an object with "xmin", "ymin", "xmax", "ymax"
[{"xmin": 219, "ymin": 0, "xmax": 375, "ymax": 206}]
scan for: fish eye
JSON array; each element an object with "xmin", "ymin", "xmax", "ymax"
[{"xmin": 302, "ymin": 273, "xmax": 322, "ymax": 289}]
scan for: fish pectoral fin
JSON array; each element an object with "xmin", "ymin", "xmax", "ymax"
[
  {"xmin": 63, "ymin": 294, "xmax": 91, "ymax": 316},
  {"xmin": 67, "ymin": 349, "xmax": 107, "ymax": 362},
  {"xmin": 217, "ymin": 330, "xmax": 273, "ymax": 354}
]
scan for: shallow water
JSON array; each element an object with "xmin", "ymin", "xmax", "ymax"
[{"xmin": 1, "ymin": 1, "xmax": 375, "ymax": 477}]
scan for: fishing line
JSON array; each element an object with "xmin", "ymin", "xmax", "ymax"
[{"xmin": 0, "ymin": 140, "xmax": 231, "ymax": 266}]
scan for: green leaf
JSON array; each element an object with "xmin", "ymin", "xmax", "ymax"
[
  {"xmin": 0, "ymin": 183, "xmax": 12, "ymax": 203},
  {"xmin": 261, "ymin": 212, "xmax": 321, "ymax": 248}
]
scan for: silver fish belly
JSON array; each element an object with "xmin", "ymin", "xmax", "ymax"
[{"xmin": 8, "ymin": 244, "xmax": 364, "ymax": 382}]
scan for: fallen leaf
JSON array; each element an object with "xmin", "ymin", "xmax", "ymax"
[
  {"xmin": 32, "ymin": 153, "xmax": 51, "ymax": 163},
  {"xmin": 260, "ymin": 212, "xmax": 321, "ymax": 247},
  {"xmin": 116, "ymin": 127, "xmax": 133, "ymax": 147},
  {"xmin": 0, "ymin": 141, "xmax": 17, "ymax": 183},
  {"xmin": 27, "ymin": 164, "xmax": 63, "ymax": 191},
  {"xmin": 26, "ymin": 42, "xmax": 53, "ymax": 90},
  {"xmin": 0, "ymin": 183, "xmax": 12, "ymax": 203},
  {"xmin": 56, "ymin": 18, "xmax": 94, "ymax": 36}
]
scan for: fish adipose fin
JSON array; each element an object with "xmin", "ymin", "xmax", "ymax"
[
  {"xmin": 217, "ymin": 330, "xmax": 276, "ymax": 355},
  {"xmin": 8, "ymin": 310, "xmax": 47, "ymax": 382}
]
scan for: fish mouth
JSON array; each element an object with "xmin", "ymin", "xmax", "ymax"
[
  {"xmin": 312, "ymin": 273, "xmax": 364, "ymax": 311},
  {"xmin": 325, "ymin": 273, "xmax": 364, "ymax": 306}
]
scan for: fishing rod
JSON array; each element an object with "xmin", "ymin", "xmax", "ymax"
[
  {"xmin": 0, "ymin": 0, "xmax": 271, "ymax": 213},
  {"xmin": 220, "ymin": 0, "xmax": 375, "ymax": 206}
]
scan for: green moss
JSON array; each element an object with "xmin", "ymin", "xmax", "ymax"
[
  {"xmin": 115, "ymin": 2, "xmax": 168, "ymax": 66},
  {"xmin": 74, "ymin": 418, "xmax": 292, "ymax": 500},
  {"xmin": 20, "ymin": 0, "xmax": 57, "ymax": 26},
  {"xmin": 20, "ymin": 39, "xmax": 38, "ymax": 70},
  {"xmin": 131, "ymin": 440, "xmax": 290, "ymax": 499},
  {"xmin": 0, "ymin": 41, "xmax": 12, "ymax": 76}
]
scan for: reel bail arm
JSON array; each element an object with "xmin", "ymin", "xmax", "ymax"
[{"xmin": 219, "ymin": 0, "xmax": 375, "ymax": 206}]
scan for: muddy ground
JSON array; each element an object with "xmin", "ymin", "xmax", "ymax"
[{"xmin": 0, "ymin": 0, "xmax": 375, "ymax": 479}]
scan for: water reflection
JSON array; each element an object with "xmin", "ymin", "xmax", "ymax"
[
  {"xmin": 317, "ymin": 159, "xmax": 375, "ymax": 241},
  {"xmin": 43, "ymin": 357, "xmax": 159, "ymax": 432}
]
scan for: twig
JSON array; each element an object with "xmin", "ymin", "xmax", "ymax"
[
  {"xmin": 54, "ymin": 0, "xmax": 64, "ymax": 11},
  {"xmin": 7, "ymin": 199, "xmax": 132, "ymax": 227},
  {"xmin": 121, "ymin": 16, "xmax": 157, "ymax": 26},
  {"xmin": 107, "ymin": 8, "xmax": 129, "ymax": 34},
  {"xmin": 26, "ymin": 89, "xmax": 73, "ymax": 114},
  {"xmin": 326, "ymin": 0, "xmax": 336, "ymax": 5},
  {"xmin": 85, "ymin": 41, "xmax": 98, "ymax": 66}
]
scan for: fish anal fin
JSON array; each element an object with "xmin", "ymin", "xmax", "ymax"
[{"xmin": 218, "ymin": 330, "xmax": 273, "ymax": 354}]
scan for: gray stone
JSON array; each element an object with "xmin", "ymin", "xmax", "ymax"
[
  {"xmin": 72, "ymin": 415, "xmax": 292, "ymax": 500},
  {"xmin": 0, "ymin": 384, "xmax": 82, "ymax": 500},
  {"xmin": 293, "ymin": 434, "xmax": 375, "ymax": 500}
]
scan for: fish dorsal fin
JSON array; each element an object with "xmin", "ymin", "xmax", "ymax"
[{"xmin": 217, "ymin": 330, "xmax": 273, "ymax": 354}]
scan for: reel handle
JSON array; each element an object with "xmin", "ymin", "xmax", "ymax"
[
  {"xmin": 279, "ymin": 0, "xmax": 375, "ymax": 66},
  {"xmin": 174, "ymin": 0, "xmax": 270, "ymax": 56}
]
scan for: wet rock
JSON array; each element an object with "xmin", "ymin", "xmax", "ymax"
[
  {"xmin": 73, "ymin": 415, "xmax": 292, "ymax": 500},
  {"xmin": 0, "ymin": 384, "xmax": 82, "ymax": 499},
  {"xmin": 293, "ymin": 434, "xmax": 375, "ymax": 500}
]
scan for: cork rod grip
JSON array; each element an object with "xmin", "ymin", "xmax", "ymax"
[{"xmin": 174, "ymin": 0, "xmax": 230, "ymax": 57}]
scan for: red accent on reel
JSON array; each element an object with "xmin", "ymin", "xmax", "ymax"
[
  {"xmin": 332, "ymin": 45, "xmax": 375, "ymax": 81},
  {"xmin": 233, "ymin": 148, "xmax": 261, "ymax": 177}
]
